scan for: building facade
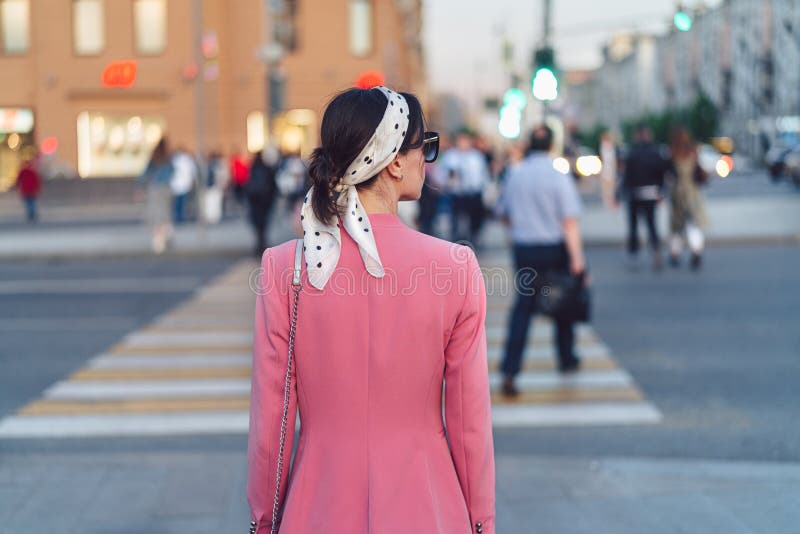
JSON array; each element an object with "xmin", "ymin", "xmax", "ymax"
[
  {"xmin": 566, "ymin": 0, "xmax": 800, "ymax": 158},
  {"xmin": 0, "ymin": 0, "xmax": 425, "ymax": 189}
]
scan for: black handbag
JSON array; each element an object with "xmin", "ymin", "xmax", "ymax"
[{"xmin": 535, "ymin": 270, "xmax": 591, "ymax": 323}]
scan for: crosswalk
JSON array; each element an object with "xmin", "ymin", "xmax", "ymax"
[{"xmin": 0, "ymin": 256, "xmax": 660, "ymax": 439}]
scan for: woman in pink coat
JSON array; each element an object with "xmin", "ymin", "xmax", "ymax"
[{"xmin": 247, "ymin": 87, "xmax": 496, "ymax": 533}]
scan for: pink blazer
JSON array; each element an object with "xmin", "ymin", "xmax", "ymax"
[{"xmin": 247, "ymin": 211, "xmax": 496, "ymax": 533}]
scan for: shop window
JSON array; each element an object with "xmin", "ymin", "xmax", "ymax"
[
  {"xmin": 77, "ymin": 112, "xmax": 165, "ymax": 178},
  {"xmin": 349, "ymin": 0, "xmax": 372, "ymax": 57},
  {"xmin": 73, "ymin": 0, "xmax": 105, "ymax": 55},
  {"xmin": 134, "ymin": 0, "xmax": 166, "ymax": 55},
  {"xmin": 1, "ymin": 0, "xmax": 29, "ymax": 54},
  {"xmin": 247, "ymin": 111, "xmax": 265, "ymax": 154}
]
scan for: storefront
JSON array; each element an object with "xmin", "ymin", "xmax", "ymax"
[
  {"xmin": 76, "ymin": 112, "xmax": 165, "ymax": 178},
  {"xmin": 271, "ymin": 108, "xmax": 317, "ymax": 158},
  {"xmin": 0, "ymin": 107, "xmax": 36, "ymax": 192}
]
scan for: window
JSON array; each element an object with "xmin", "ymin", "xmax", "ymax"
[
  {"xmin": 134, "ymin": 0, "xmax": 166, "ymax": 55},
  {"xmin": 73, "ymin": 0, "xmax": 104, "ymax": 55},
  {"xmin": 1, "ymin": 0, "xmax": 29, "ymax": 54},
  {"xmin": 247, "ymin": 111, "xmax": 265, "ymax": 154},
  {"xmin": 349, "ymin": 0, "xmax": 372, "ymax": 57}
]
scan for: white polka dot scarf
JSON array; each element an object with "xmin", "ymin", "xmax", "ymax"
[{"xmin": 300, "ymin": 86, "xmax": 411, "ymax": 290}]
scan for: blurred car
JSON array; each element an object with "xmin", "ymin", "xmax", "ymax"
[
  {"xmin": 559, "ymin": 145, "xmax": 602, "ymax": 180},
  {"xmin": 765, "ymin": 145, "xmax": 795, "ymax": 181},
  {"xmin": 698, "ymin": 144, "xmax": 733, "ymax": 178},
  {"xmin": 782, "ymin": 146, "xmax": 800, "ymax": 188}
]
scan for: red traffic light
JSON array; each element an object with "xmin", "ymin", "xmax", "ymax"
[{"xmin": 355, "ymin": 70, "xmax": 385, "ymax": 89}]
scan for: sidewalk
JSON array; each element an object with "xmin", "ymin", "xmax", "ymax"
[
  {"xmin": 1, "ymin": 450, "xmax": 797, "ymax": 533},
  {"xmin": 1, "ymin": 194, "xmax": 798, "ymax": 260}
]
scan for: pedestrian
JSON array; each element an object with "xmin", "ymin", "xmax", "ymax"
[
  {"xmin": 416, "ymin": 159, "xmax": 443, "ymax": 236},
  {"xmin": 230, "ymin": 147, "xmax": 250, "ymax": 207},
  {"xmin": 666, "ymin": 127, "xmax": 709, "ymax": 270},
  {"xmin": 245, "ymin": 145, "xmax": 279, "ymax": 257},
  {"xmin": 621, "ymin": 125, "xmax": 668, "ymax": 271},
  {"xmin": 203, "ymin": 149, "xmax": 228, "ymax": 224},
  {"xmin": 16, "ymin": 153, "xmax": 42, "ymax": 223},
  {"xmin": 277, "ymin": 149, "xmax": 311, "ymax": 237},
  {"xmin": 495, "ymin": 125, "xmax": 587, "ymax": 397},
  {"xmin": 440, "ymin": 129, "xmax": 490, "ymax": 248},
  {"xmin": 599, "ymin": 130, "xmax": 619, "ymax": 209},
  {"xmin": 246, "ymin": 86, "xmax": 495, "ymax": 533},
  {"xmin": 139, "ymin": 138, "xmax": 175, "ymax": 254},
  {"xmin": 170, "ymin": 147, "xmax": 198, "ymax": 224}
]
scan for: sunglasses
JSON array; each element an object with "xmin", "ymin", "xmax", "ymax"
[{"xmin": 423, "ymin": 131, "xmax": 440, "ymax": 163}]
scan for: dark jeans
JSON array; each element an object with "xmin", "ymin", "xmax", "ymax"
[
  {"xmin": 501, "ymin": 242, "xmax": 578, "ymax": 378},
  {"xmin": 248, "ymin": 194, "xmax": 275, "ymax": 256},
  {"xmin": 627, "ymin": 200, "xmax": 660, "ymax": 254},
  {"xmin": 451, "ymin": 192, "xmax": 485, "ymax": 246},
  {"xmin": 23, "ymin": 196, "xmax": 37, "ymax": 222},
  {"xmin": 173, "ymin": 193, "xmax": 188, "ymax": 224}
]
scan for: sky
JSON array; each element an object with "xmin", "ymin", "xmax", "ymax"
[{"xmin": 423, "ymin": 0, "xmax": 723, "ymax": 111}]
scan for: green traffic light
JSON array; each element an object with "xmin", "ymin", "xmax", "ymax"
[
  {"xmin": 532, "ymin": 67, "xmax": 558, "ymax": 101},
  {"xmin": 674, "ymin": 11, "xmax": 692, "ymax": 31},
  {"xmin": 503, "ymin": 87, "xmax": 527, "ymax": 110}
]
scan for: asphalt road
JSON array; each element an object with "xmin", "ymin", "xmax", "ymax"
[{"xmin": 1, "ymin": 243, "xmax": 798, "ymax": 461}]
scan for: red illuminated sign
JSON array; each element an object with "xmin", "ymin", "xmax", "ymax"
[
  {"xmin": 355, "ymin": 70, "xmax": 385, "ymax": 89},
  {"xmin": 102, "ymin": 61, "xmax": 137, "ymax": 88}
]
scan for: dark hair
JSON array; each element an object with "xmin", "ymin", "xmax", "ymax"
[
  {"xmin": 307, "ymin": 87, "xmax": 425, "ymax": 226},
  {"xmin": 150, "ymin": 138, "xmax": 170, "ymax": 165},
  {"xmin": 527, "ymin": 125, "xmax": 553, "ymax": 153}
]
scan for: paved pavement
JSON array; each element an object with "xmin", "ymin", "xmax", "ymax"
[
  {"xmin": 1, "ymin": 170, "xmax": 799, "ymax": 260},
  {"xmin": 1, "ymin": 193, "xmax": 798, "ymax": 260},
  {"xmin": 3, "ymin": 451, "xmax": 798, "ymax": 534}
]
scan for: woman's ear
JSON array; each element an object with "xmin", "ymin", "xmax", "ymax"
[{"xmin": 384, "ymin": 154, "xmax": 403, "ymax": 181}]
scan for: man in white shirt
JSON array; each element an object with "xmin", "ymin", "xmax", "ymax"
[
  {"xmin": 494, "ymin": 125, "xmax": 587, "ymax": 397},
  {"xmin": 440, "ymin": 131, "xmax": 490, "ymax": 247},
  {"xmin": 171, "ymin": 148, "xmax": 198, "ymax": 224}
]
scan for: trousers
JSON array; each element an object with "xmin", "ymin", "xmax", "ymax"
[{"xmin": 501, "ymin": 242, "xmax": 578, "ymax": 377}]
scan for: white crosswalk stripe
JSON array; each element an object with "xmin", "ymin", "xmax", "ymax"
[{"xmin": 0, "ymin": 256, "xmax": 661, "ymax": 439}]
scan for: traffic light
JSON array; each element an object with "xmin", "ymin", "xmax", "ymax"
[
  {"xmin": 498, "ymin": 104, "xmax": 522, "ymax": 139},
  {"xmin": 498, "ymin": 87, "xmax": 526, "ymax": 139},
  {"xmin": 503, "ymin": 87, "xmax": 527, "ymax": 110},
  {"xmin": 674, "ymin": 5, "xmax": 692, "ymax": 31},
  {"xmin": 532, "ymin": 47, "xmax": 558, "ymax": 101}
]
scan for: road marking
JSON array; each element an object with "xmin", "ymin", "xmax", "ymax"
[
  {"xmin": 43, "ymin": 379, "xmax": 250, "ymax": 400},
  {"xmin": 0, "ymin": 412, "xmax": 250, "ymax": 438},
  {"xmin": 0, "ymin": 257, "xmax": 662, "ymax": 438},
  {"xmin": 0, "ymin": 277, "xmax": 203, "ymax": 294},
  {"xmin": 88, "ymin": 354, "xmax": 252, "ymax": 369},
  {"xmin": 488, "ymin": 369, "xmax": 633, "ymax": 389},
  {"xmin": 490, "ymin": 387, "xmax": 642, "ymax": 405},
  {"xmin": 0, "ymin": 317, "xmax": 139, "ymax": 331},
  {"xmin": 123, "ymin": 331, "xmax": 253, "ymax": 346},
  {"xmin": 491, "ymin": 403, "xmax": 662, "ymax": 427},
  {"xmin": 19, "ymin": 397, "xmax": 251, "ymax": 415},
  {"xmin": 70, "ymin": 367, "xmax": 252, "ymax": 381},
  {"xmin": 109, "ymin": 344, "xmax": 252, "ymax": 355}
]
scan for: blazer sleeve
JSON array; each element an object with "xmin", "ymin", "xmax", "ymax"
[
  {"xmin": 247, "ymin": 247, "xmax": 299, "ymax": 533},
  {"xmin": 444, "ymin": 246, "xmax": 496, "ymax": 534}
]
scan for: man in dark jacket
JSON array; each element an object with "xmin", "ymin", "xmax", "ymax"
[
  {"xmin": 622, "ymin": 126, "xmax": 668, "ymax": 271},
  {"xmin": 246, "ymin": 146, "xmax": 279, "ymax": 257}
]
